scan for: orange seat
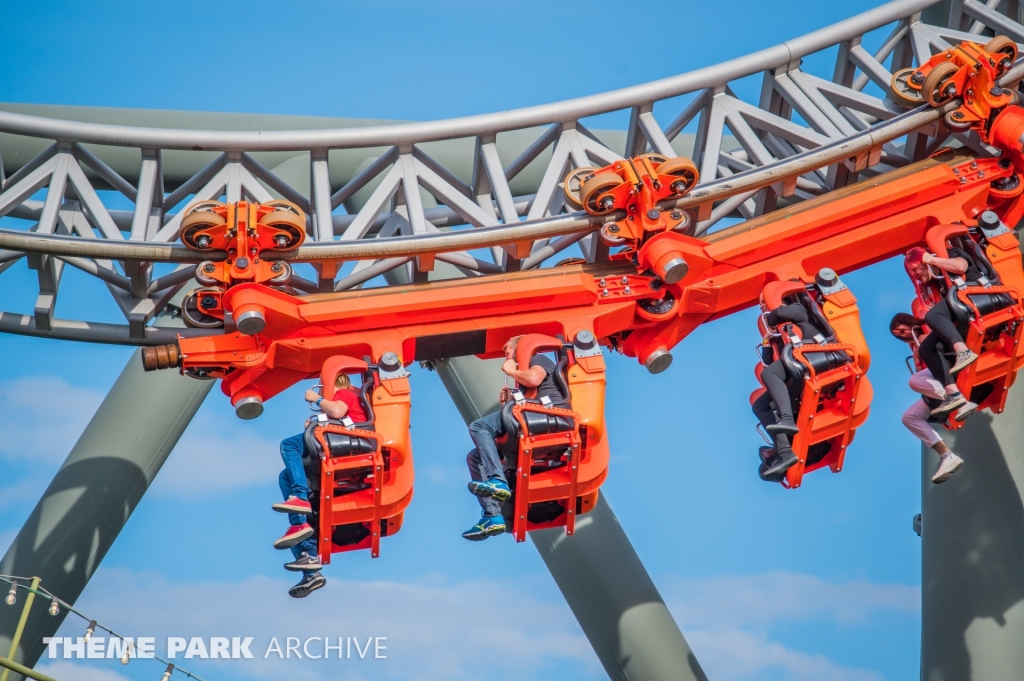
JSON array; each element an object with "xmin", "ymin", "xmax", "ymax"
[
  {"xmin": 306, "ymin": 354, "xmax": 413, "ymax": 560},
  {"xmin": 494, "ymin": 332, "xmax": 608, "ymax": 541},
  {"xmin": 755, "ymin": 271, "xmax": 872, "ymax": 489}
]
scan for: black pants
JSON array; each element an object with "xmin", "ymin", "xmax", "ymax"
[
  {"xmin": 925, "ymin": 302, "xmax": 964, "ymax": 348},
  {"xmin": 752, "ymin": 367, "xmax": 793, "ymax": 450},
  {"xmin": 761, "ymin": 361, "xmax": 794, "ymax": 421},
  {"xmin": 919, "ymin": 334, "xmax": 954, "ymax": 387}
]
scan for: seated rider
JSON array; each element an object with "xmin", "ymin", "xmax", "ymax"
[
  {"xmin": 272, "ymin": 373, "xmax": 368, "ymax": 598},
  {"xmin": 904, "ymin": 246, "xmax": 980, "ymax": 415},
  {"xmin": 752, "ymin": 291, "xmax": 829, "ymax": 481},
  {"xmin": 462, "ymin": 334, "xmax": 570, "ymax": 541},
  {"xmin": 890, "ymin": 313, "xmax": 976, "ymax": 483}
]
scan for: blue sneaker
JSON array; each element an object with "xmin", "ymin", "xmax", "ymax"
[
  {"xmin": 462, "ymin": 515, "xmax": 507, "ymax": 541},
  {"xmin": 467, "ymin": 478, "xmax": 512, "ymax": 502}
]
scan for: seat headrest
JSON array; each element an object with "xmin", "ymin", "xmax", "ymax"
[
  {"xmin": 762, "ymin": 281, "xmax": 806, "ymax": 310},
  {"xmin": 925, "ymin": 223, "xmax": 969, "ymax": 260},
  {"xmin": 514, "ymin": 333, "xmax": 564, "ymax": 368},
  {"xmin": 320, "ymin": 355, "xmax": 369, "ymax": 400}
]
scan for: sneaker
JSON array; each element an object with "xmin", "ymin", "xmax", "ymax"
[
  {"xmin": 930, "ymin": 392, "xmax": 967, "ymax": 417},
  {"xmin": 467, "ymin": 478, "xmax": 512, "ymax": 503},
  {"xmin": 932, "ymin": 454, "xmax": 964, "ymax": 484},
  {"xmin": 272, "ymin": 496, "xmax": 312, "ymax": 515},
  {"xmin": 288, "ymin": 572, "xmax": 326, "ymax": 598},
  {"xmin": 766, "ymin": 417, "xmax": 799, "ymax": 436},
  {"xmin": 955, "ymin": 401, "xmax": 979, "ymax": 422},
  {"xmin": 761, "ymin": 447, "xmax": 799, "ymax": 480},
  {"xmin": 274, "ymin": 523, "xmax": 314, "ymax": 550},
  {"xmin": 284, "ymin": 552, "xmax": 323, "ymax": 572},
  {"xmin": 461, "ymin": 515, "xmax": 507, "ymax": 541},
  {"xmin": 950, "ymin": 349, "xmax": 979, "ymax": 374}
]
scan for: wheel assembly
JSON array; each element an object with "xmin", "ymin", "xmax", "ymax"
[
  {"xmin": 562, "ymin": 167, "xmax": 596, "ymax": 209},
  {"xmin": 889, "ymin": 67, "xmax": 925, "ymax": 108},
  {"xmin": 182, "ymin": 289, "xmax": 225, "ymax": 328},
  {"xmin": 656, "ymin": 157, "xmax": 699, "ymax": 196},
  {"xmin": 923, "ymin": 61, "xmax": 960, "ymax": 107},
  {"xmin": 580, "ymin": 173, "xmax": 624, "ymax": 215}
]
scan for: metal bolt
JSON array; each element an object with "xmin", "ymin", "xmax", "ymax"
[
  {"xmin": 624, "ymin": 286, "xmax": 632, "ymax": 294},
  {"xmin": 961, "ymin": 176, "xmax": 968, "ymax": 184},
  {"xmin": 971, "ymin": 161, "xmax": 978, "ymax": 169},
  {"xmin": 954, "ymin": 168, "xmax": 960, "ymax": 175},
  {"xmin": 196, "ymin": 235, "xmax": 211, "ymax": 248},
  {"xmin": 203, "ymin": 263, "xmax": 215, "ymax": 273},
  {"xmin": 621, "ymin": 277, "xmax": 629, "ymax": 285},
  {"xmin": 608, "ymin": 224, "xmax": 620, "ymax": 233},
  {"xmin": 598, "ymin": 279, "xmax": 606, "ymax": 287},
  {"xmin": 978, "ymin": 171, "xmax": 985, "ymax": 178},
  {"xmin": 602, "ymin": 289, "xmax": 610, "ymax": 297},
  {"xmin": 271, "ymin": 262, "xmax": 283, "ymax": 273}
]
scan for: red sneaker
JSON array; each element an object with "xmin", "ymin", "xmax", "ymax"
[
  {"xmin": 274, "ymin": 523, "xmax": 314, "ymax": 550},
  {"xmin": 272, "ymin": 496, "xmax": 312, "ymax": 515}
]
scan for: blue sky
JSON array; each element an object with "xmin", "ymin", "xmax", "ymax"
[{"xmin": 0, "ymin": 1, "xmax": 933, "ymax": 680}]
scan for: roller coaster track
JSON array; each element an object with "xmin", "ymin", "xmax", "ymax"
[{"xmin": 1, "ymin": 0, "xmax": 1023, "ymax": 345}]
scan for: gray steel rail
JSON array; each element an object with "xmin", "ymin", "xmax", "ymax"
[{"xmin": 0, "ymin": 0, "xmax": 1019, "ymax": 344}]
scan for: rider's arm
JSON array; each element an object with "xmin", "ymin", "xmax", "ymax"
[
  {"xmin": 502, "ymin": 359, "xmax": 547, "ymax": 388},
  {"xmin": 923, "ymin": 251, "xmax": 969, "ymax": 275},
  {"xmin": 764, "ymin": 303, "xmax": 806, "ymax": 328},
  {"xmin": 319, "ymin": 398, "xmax": 350, "ymax": 420}
]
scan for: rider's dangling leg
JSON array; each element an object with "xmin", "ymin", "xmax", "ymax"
[
  {"xmin": 918, "ymin": 332, "xmax": 970, "ymax": 417},
  {"xmin": 924, "ymin": 302, "xmax": 978, "ymax": 373},
  {"xmin": 463, "ymin": 443, "xmax": 508, "ymax": 541},
  {"xmin": 903, "ymin": 369, "xmax": 968, "ymax": 483},
  {"xmin": 757, "ymin": 361, "xmax": 799, "ymax": 478}
]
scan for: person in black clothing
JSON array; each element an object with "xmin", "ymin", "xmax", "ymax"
[
  {"xmin": 462, "ymin": 334, "xmax": 570, "ymax": 541},
  {"xmin": 904, "ymin": 246, "xmax": 978, "ymax": 415},
  {"xmin": 752, "ymin": 293, "xmax": 828, "ymax": 481}
]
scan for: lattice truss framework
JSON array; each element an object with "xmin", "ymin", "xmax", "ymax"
[{"xmin": 0, "ymin": 0, "xmax": 1022, "ymax": 343}]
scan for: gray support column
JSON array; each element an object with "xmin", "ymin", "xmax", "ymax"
[
  {"xmin": 920, "ymin": 381, "xmax": 1024, "ymax": 680},
  {"xmin": 434, "ymin": 353, "xmax": 707, "ymax": 681},
  {"xmin": 0, "ymin": 308, "xmax": 212, "ymax": 671}
]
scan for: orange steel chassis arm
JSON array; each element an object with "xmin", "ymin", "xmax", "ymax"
[{"xmin": 173, "ymin": 130, "xmax": 1024, "ymax": 411}]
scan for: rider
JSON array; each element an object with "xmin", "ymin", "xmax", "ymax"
[
  {"xmin": 890, "ymin": 313, "xmax": 974, "ymax": 483},
  {"xmin": 462, "ymin": 334, "xmax": 569, "ymax": 541},
  {"xmin": 904, "ymin": 247, "xmax": 980, "ymax": 415},
  {"xmin": 752, "ymin": 292, "xmax": 828, "ymax": 481},
  {"xmin": 273, "ymin": 373, "xmax": 368, "ymax": 598}
]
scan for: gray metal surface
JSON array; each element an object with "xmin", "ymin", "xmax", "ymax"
[
  {"xmin": 920, "ymin": 381, "xmax": 1024, "ymax": 680},
  {"xmin": 1, "ymin": 0, "xmax": 1016, "ymax": 343},
  {"xmin": 433, "ymin": 353, "xmax": 707, "ymax": 681},
  {"xmin": 0, "ymin": 304, "xmax": 212, "ymax": 672}
]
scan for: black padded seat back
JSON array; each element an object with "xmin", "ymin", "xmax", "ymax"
[
  {"xmin": 521, "ymin": 409, "xmax": 575, "ymax": 436},
  {"xmin": 551, "ymin": 357, "xmax": 571, "ymax": 406},
  {"xmin": 353, "ymin": 379, "xmax": 376, "ymax": 429},
  {"xmin": 780, "ymin": 344, "xmax": 851, "ymax": 384},
  {"xmin": 324, "ymin": 431, "xmax": 377, "ymax": 458},
  {"xmin": 797, "ymin": 292, "xmax": 838, "ymax": 343},
  {"xmin": 951, "ymin": 236, "xmax": 1001, "ymax": 284}
]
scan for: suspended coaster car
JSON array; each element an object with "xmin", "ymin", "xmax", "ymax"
[
  {"xmin": 909, "ymin": 217, "xmax": 1024, "ymax": 429},
  {"xmin": 751, "ymin": 270, "xmax": 873, "ymax": 489},
  {"xmin": 301, "ymin": 353, "xmax": 414, "ymax": 559},
  {"xmin": 494, "ymin": 332, "xmax": 608, "ymax": 541}
]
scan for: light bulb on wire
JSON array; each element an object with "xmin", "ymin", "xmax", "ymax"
[
  {"xmin": 84, "ymin": 621, "xmax": 96, "ymax": 643},
  {"xmin": 5, "ymin": 582, "xmax": 16, "ymax": 606},
  {"xmin": 48, "ymin": 597, "xmax": 60, "ymax": 616},
  {"xmin": 160, "ymin": 663, "xmax": 174, "ymax": 681},
  {"xmin": 120, "ymin": 640, "xmax": 132, "ymax": 665}
]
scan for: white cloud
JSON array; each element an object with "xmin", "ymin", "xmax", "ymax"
[
  {"xmin": 34, "ymin": 661, "xmax": 131, "ymax": 681},
  {"xmin": 0, "ymin": 376, "xmax": 102, "ymax": 463},
  {"xmin": 664, "ymin": 571, "xmax": 919, "ymax": 629},
  {"xmin": 151, "ymin": 409, "xmax": 281, "ymax": 496},
  {"xmin": 58, "ymin": 568, "xmax": 596, "ymax": 681},
  {"xmin": 685, "ymin": 629, "xmax": 885, "ymax": 681}
]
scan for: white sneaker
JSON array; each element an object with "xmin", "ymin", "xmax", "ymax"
[
  {"xmin": 932, "ymin": 454, "xmax": 964, "ymax": 484},
  {"xmin": 955, "ymin": 401, "xmax": 979, "ymax": 422}
]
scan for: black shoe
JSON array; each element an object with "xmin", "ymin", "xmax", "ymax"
[
  {"xmin": 766, "ymin": 417, "xmax": 799, "ymax": 436},
  {"xmin": 758, "ymin": 446, "xmax": 775, "ymax": 464},
  {"xmin": 761, "ymin": 447, "xmax": 799, "ymax": 480},
  {"xmin": 758, "ymin": 461, "xmax": 786, "ymax": 482},
  {"xmin": 930, "ymin": 392, "xmax": 967, "ymax": 417},
  {"xmin": 285, "ymin": 552, "xmax": 323, "ymax": 572},
  {"xmin": 288, "ymin": 572, "xmax": 326, "ymax": 598}
]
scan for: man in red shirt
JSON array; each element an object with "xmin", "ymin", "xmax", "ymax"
[{"xmin": 272, "ymin": 374, "xmax": 367, "ymax": 597}]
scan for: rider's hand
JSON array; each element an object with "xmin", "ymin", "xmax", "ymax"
[
  {"xmin": 922, "ymin": 252, "xmax": 934, "ymax": 265},
  {"xmin": 304, "ymin": 388, "xmax": 321, "ymax": 403},
  {"xmin": 501, "ymin": 359, "xmax": 517, "ymax": 375},
  {"xmin": 499, "ymin": 386, "xmax": 510, "ymax": 404}
]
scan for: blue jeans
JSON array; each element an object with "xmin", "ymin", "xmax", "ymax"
[
  {"xmin": 468, "ymin": 410, "xmax": 506, "ymax": 517},
  {"xmin": 279, "ymin": 433, "xmax": 317, "ymax": 560}
]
